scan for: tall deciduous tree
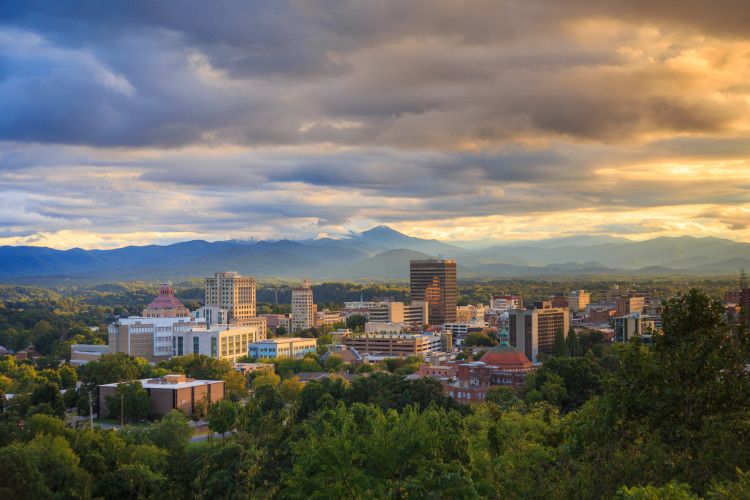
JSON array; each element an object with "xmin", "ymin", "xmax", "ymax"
[
  {"xmin": 566, "ymin": 327, "xmax": 580, "ymax": 357},
  {"xmin": 552, "ymin": 327, "xmax": 567, "ymax": 357}
]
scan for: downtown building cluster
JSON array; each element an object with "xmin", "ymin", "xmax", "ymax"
[{"xmin": 78, "ymin": 257, "xmax": 714, "ymax": 412}]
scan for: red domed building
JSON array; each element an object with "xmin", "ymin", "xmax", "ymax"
[
  {"xmin": 418, "ymin": 329, "xmax": 540, "ymax": 401},
  {"xmin": 142, "ymin": 283, "xmax": 190, "ymax": 318}
]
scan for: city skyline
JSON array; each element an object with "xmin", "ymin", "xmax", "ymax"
[{"xmin": 2, "ymin": 2, "xmax": 750, "ymax": 250}]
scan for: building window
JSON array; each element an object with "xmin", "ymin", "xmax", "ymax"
[
  {"xmin": 194, "ymin": 336, "xmax": 200, "ymax": 355},
  {"xmin": 211, "ymin": 337, "xmax": 217, "ymax": 357}
]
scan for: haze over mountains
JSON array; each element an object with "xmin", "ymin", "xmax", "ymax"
[{"xmin": 1, "ymin": 226, "xmax": 749, "ymax": 282}]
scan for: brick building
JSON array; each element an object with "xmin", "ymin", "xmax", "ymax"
[{"xmin": 98, "ymin": 374, "xmax": 224, "ymax": 418}]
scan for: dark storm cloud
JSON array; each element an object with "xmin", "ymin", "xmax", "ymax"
[
  {"xmin": 2, "ymin": 1, "xmax": 750, "ymax": 245},
  {"xmin": 1, "ymin": 0, "xmax": 748, "ymax": 148}
]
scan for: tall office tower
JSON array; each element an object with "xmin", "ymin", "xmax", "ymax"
[
  {"xmin": 204, "ymin": 272, "xmax": 256, "ymax": 323},
  {"xmin": 508, "ymin": 306, "xmax": 569, "ymax": 362},
  {"xmin": 292, "ymin": 278, "xmax": 315, "ymax": 331},
  {"xmin": 410, "ymin": 259, "xmax": 457, "ymax": 324}
]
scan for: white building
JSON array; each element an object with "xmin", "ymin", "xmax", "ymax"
[
  {"xmin": 292, "ymin": 278, "xmax": 315, "ymax": 331},
  {"xmin": 172, "ymin": 324, "xmax": 265, "ymax": 363}
]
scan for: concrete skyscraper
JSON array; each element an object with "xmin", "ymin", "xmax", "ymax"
[
  {"xmin": 203, "ymin": 271, "xmax": 256, "ymax": 324},
  {"xmin": 292, "ymin": 278, "xmax": 315, "ymax": 331},
  {"xmin": 410, "ymin": 259, "xmax": 457, "ymax": 324}
]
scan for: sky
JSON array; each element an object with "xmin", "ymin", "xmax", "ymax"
[{"xmin": 2, "ymin": 1, "xmax": 750, "ymax": 249}]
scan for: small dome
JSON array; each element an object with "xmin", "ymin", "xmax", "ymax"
[
  {"xmin": 147, "ymin": 283, "xmax": 185, "ymax": 309},
  {"xmin": 479, "ymin": 328, "xmax": 532, "ymax": 368},
  {"xmin": 480, "ymin": 344, "xmax": 532, "ymax": 367}
]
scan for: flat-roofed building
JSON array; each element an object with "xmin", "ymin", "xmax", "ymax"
[
  {"xmin": 98, "ymin": 374, "xmax": 224, "ymax": 418},
  {"xmin": 410, "ymin": 259, "xmax": 457, "ymax": 324},
  {"xmin": 316, "ymin": 309, "xmax": 342, "ymax": 328},
  {"xmin": 172, "ymin": 324, "xmax": 265, "ymax": 363},
  {"xmin": 70, "ymin": 344, "xmax": 109, "ymax": 366},
  {"xmin": 613, "ymin": 312, "xmax": 656, "ymax": 342},
  {"xmin": 248, "ymin": 337, "xmax": 317, "ymax": 359},
  {"xmin": 567, "ymin": 290, "xmax": 591, "ymax": 313},
  {"xmin": 108, "ymin": 316, "xmax": 205, "ymax": 363},
  {"xmin": 204, "ymin": 271, "xmax": 256, "ymax": 324},
  {"xmin": 508, "ymin": 306, "xmax": 569, "ymax": 362},
  {"xmin": 368, "ymin": 301, "xmax": 428, "ymax": 325},
  {"xmin": 616, "ymin": 296, "xmax": 645, "ymax": 318},
  {"xmin": 490, "ymin": 295, "xmax": 522, "ymax": 312},
  {"xmin": 342, "ymin": 332, "xmax": 444, "ymax": 357},
  {"xmin": 292, "ymin": 278, "xmax": 315, "ymax": 331}
]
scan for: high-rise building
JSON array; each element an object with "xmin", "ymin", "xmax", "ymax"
[
  {"xmin": 410, "ymin": 259, "xmax": 457, "ymax": 324},
  {"xmin": 292, "ymin": 278, "xmax": 315, "ymax": 331},
  {"xmin": 203, "ymin": 272, "xmax": 256, "ymax": 324},
  {"xmin": 507, "ymin": 306, "xmax": 569, "ymax": 362},
  {"xmin": 616, "ymin": 296, "xmax": 645, "ymax": 318}
]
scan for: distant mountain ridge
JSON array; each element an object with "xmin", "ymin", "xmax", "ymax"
[{"xmin": 1, "ymin": 227, "xmax": 749, "ymax": 282}]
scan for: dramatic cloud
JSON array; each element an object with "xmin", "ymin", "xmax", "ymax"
[{"xmin": 1, "ymin": 1, "xmax": 750, "ymax": 248}]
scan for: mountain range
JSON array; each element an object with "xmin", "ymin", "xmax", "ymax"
[{"xmin": 1, "ymin": 226, "xmax": 749, "ymax": 283}]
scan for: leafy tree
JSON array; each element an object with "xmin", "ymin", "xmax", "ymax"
[
  {"xmin": 566, "ymin": 327, "xmax": 580, "ymax": 357},
  {"xmin": 552, "ymin": 327, "xmax": 567, "ymax": 357},
  {"xmin": 279, "ymin": 377, "xmax": 303, "ymax": 404},
  {"xmin": 27, "ymin": 434, "xmax": 89, "ymax": 498},
  {"xmin": 252, "ymin": 369, "xmax": 281, "ymax": 390},
  {"xmin": 208, "ymin": 399, "xmax": 238, "ymax": 437},
  {"xmin": 104, "ymin": 381, "xmax": 151, "ymax": 422},
  {"xmin": 464, "ymin": 332, "xmax": 496, "ymax": 347},
  {"xmin": 355, "ymin": 363, "xmax": 374, "ymax": 374},
  {"xmin": 486, "ymin": 386, "xmax": 524, "ymax": 410},
  {"xmin": 0, "ymin": 445, "xmax": 52, "ymax": 499},
  {"xmin": 149, "ymin": 410, "xmax": 193, "ymax": 454},
  {"xmin": 346, "ymin": 314, "xmax": 367, "ymax": 332},
  {"xmin": 58, "ymin": 364, "xmax": 77, "ymax": 389},
  {"xmin": 30, "ymin": 381, "xmax": 65, "ymax": 417},
  {"xmin": 324, "ymin": 354, "xmax": 344, "ymax": 372},
  {"xmin": 255, "ymin": 384, "xmax": 285, "ymax": 415},
  {"xmin": 284, "ymin": 403, "xmax": 475, "ymax": 498},
  {"xmin": 93, "ymin": 463, "xmax": 166, "ymax": 500}
]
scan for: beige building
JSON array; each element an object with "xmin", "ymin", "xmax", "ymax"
[
  {"xmin": 108, "ymin": 316, "xmax": 205, "ymax": 363},
  {"xmin": 70, "ymin": 344, "xmax": 109, "ymax": 366},
  {"xmin": 292, "ymin": 278, "xmax": 315, "ymax": 331},
  {"xmin": 98, "ymin": 374, "xmax": 224, "ymax": 418},
  {"xmin": 316, "ymin": 309, "xmax": 342, "ymax": 328},
  {"xmin": 342, "ymin": 332, "xmax": 445, "ymax": 357},
  {"xmin": 368, "ymin": 301, "xmax": 428, "ymax": 325},
  {"xmin": 616, "ymin": 296, "xmax": 645, "ymax": 318},
  {"xmin": 567, "ymin": 290, "xmax": 591, "ymax": 313},
  {"xmin": 204, "ymin": 272, "xmax": 256, "ymax": 324}
]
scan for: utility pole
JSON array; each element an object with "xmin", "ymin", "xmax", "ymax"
[
  {"xmin": 121, "ymin": 392, "xmax": 124, "ymax": 427},
  {"xmin": 89, "ymin": 391, "xmax": 94, "ymax": 431}
]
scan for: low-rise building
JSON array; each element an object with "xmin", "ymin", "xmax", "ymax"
[
  {"xmin": 70, "ymin": 344, "xmax": 109, "ymax": 366},
  {"xmin": 98, "ymin": 374, "xmax": 224, "ymax": 418},
  {"xmin": 171, "ymin": 324, "xmax": 265, "ymax": 363},
  {"xmin": 613, "ymin": 312, "xmax": 655, "ymax": 342},
  {"xmin": 247, "ymin": 337, "xmax": 318, "ymax": 359},
  {"xmin": 342, "ymin": 332, "xmax": 444, "ymax": 358}
]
